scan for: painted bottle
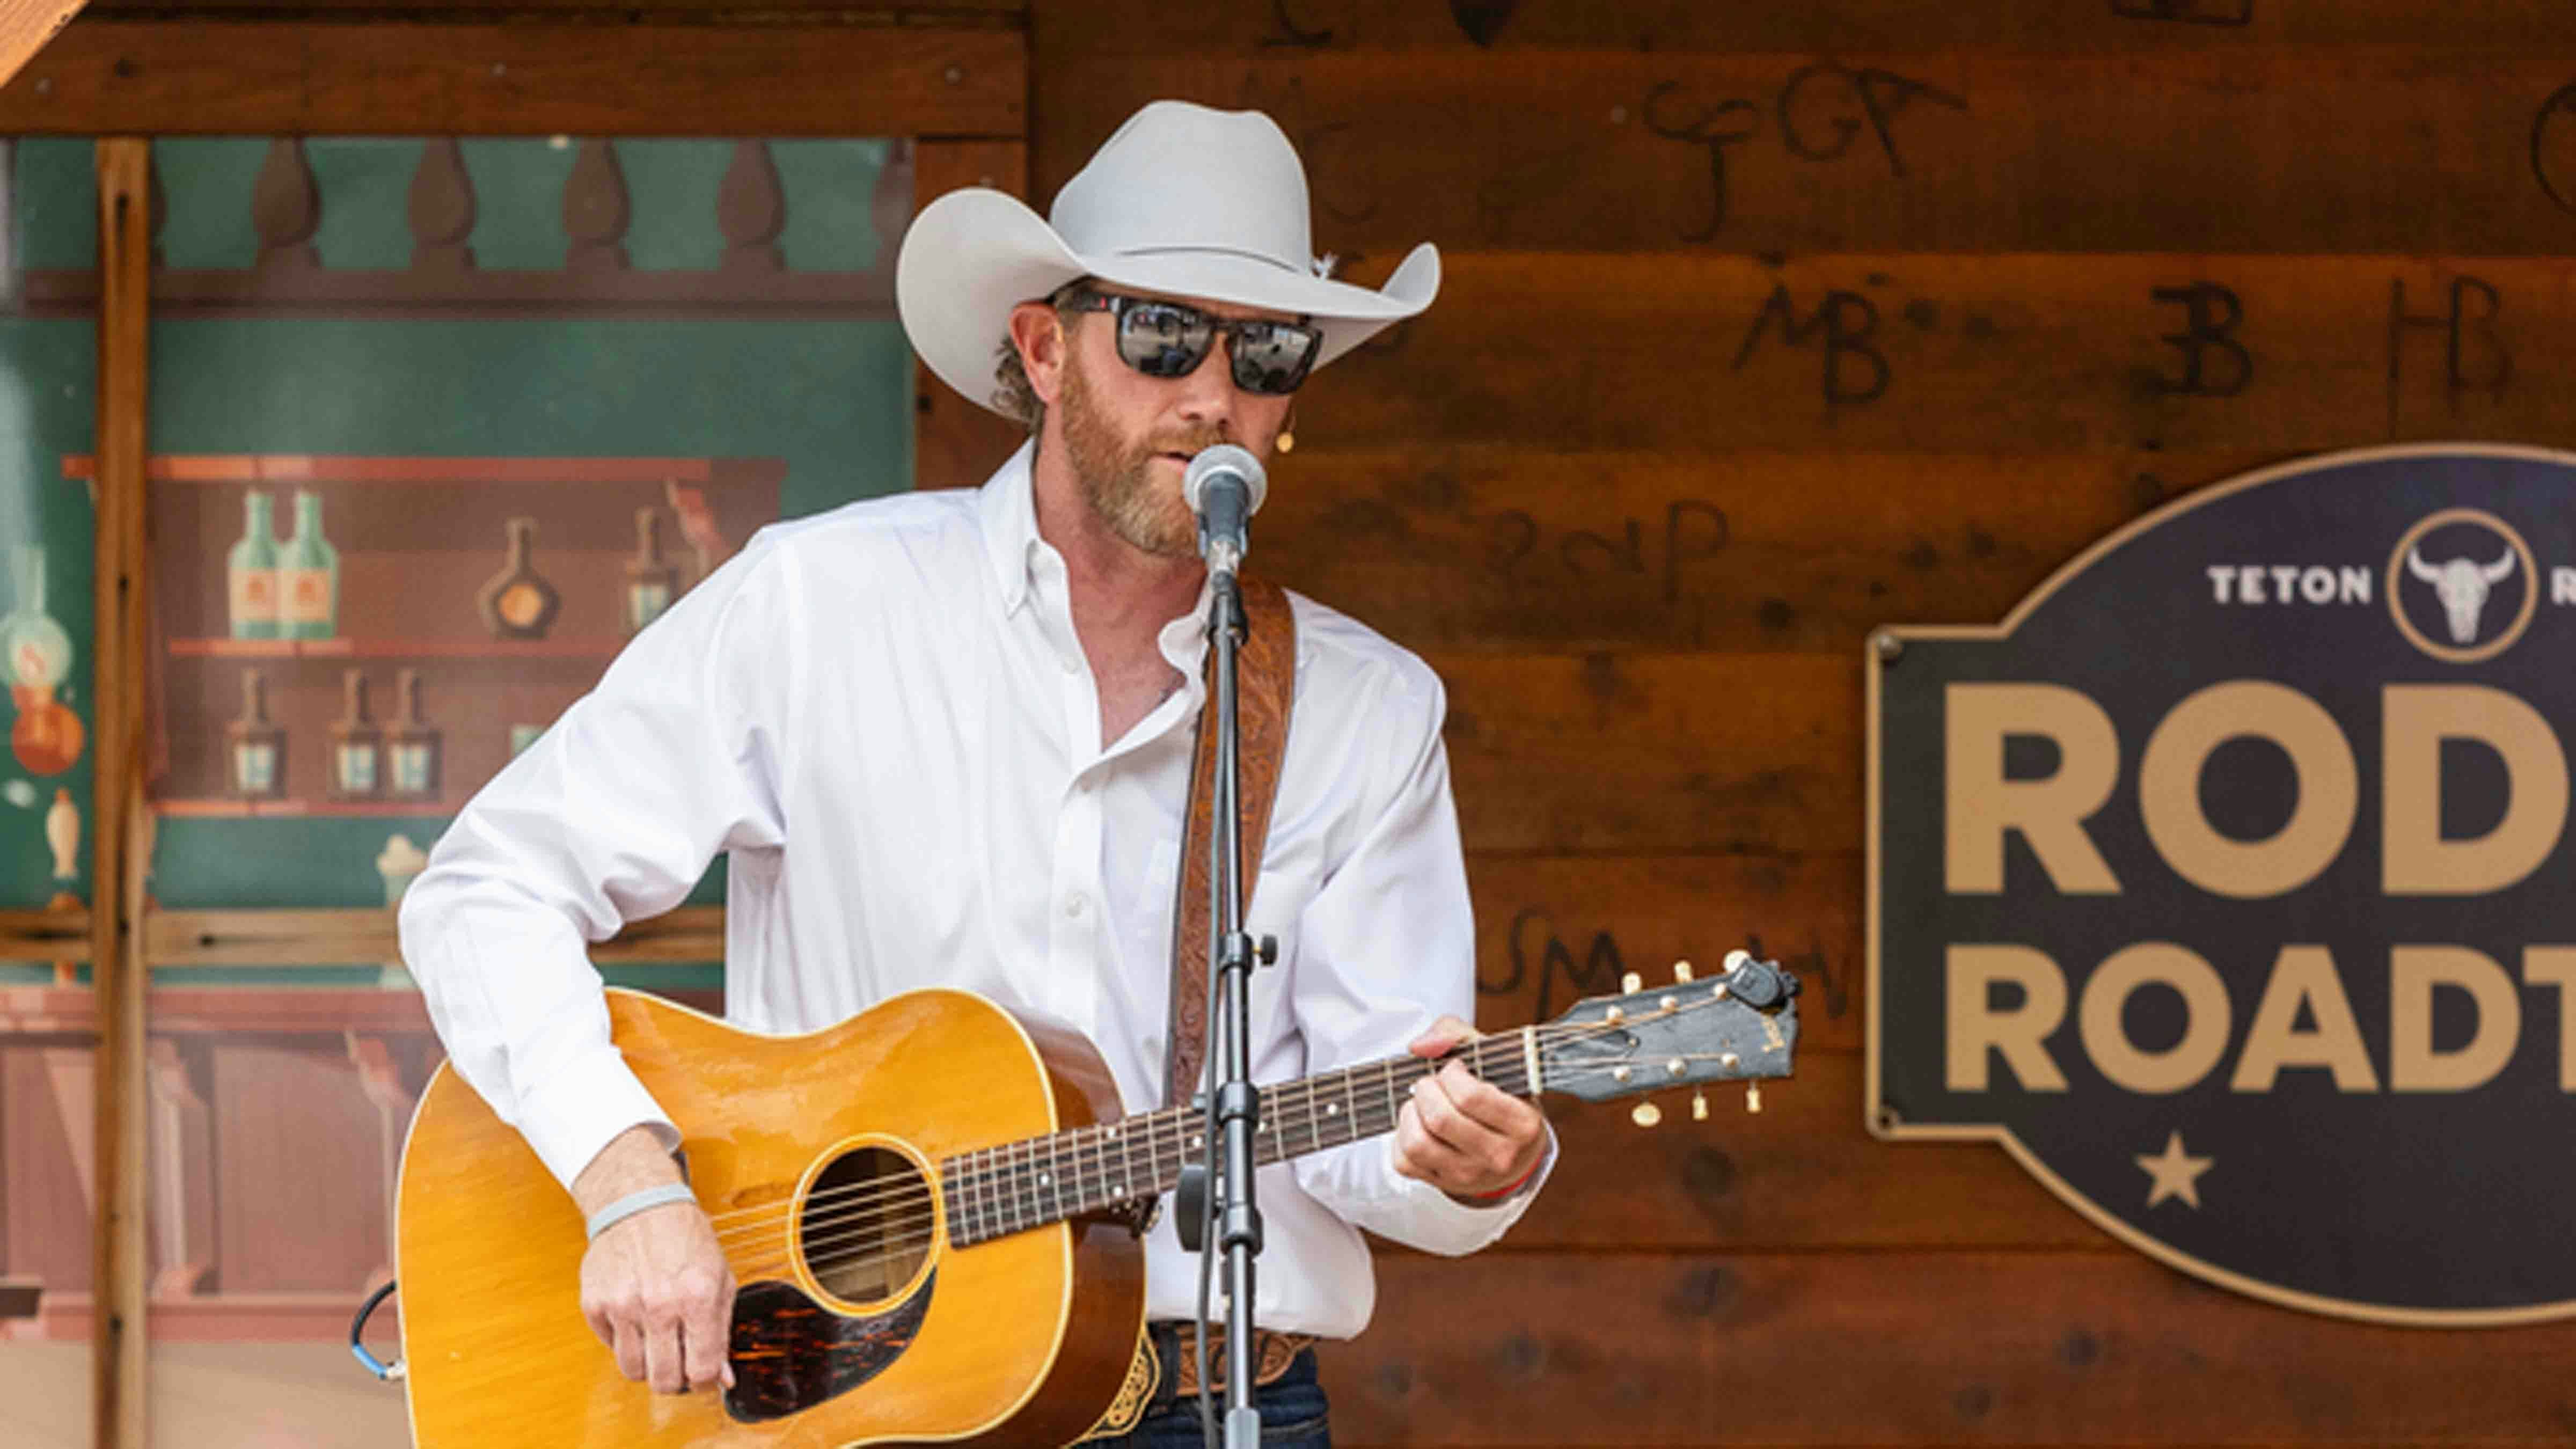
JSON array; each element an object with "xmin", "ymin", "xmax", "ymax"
[
  {"xmin": 227, "ymin": 668, "xmax": 284, "ymax": 799},
  {"xmin": 386, "ymin": 667, "xmax": 441, "ymax": 801},
  {"xmin": 279, "ymin": 489, "xmax": 340, "ymax": 641},
  {"xmin": 625, "ymin": 507, "xmax": 678, "ymax": 634},
  {"xmin": 478, "ymin": 517, "xmax": 560, "ymax": 641},
  {"xmin": 330, "ymin": 669, "xmax": 381, "ymax": 799},
  {"xmin": 3, "ymin": 544, "xmax": 72, "ymax": 696},
  {"xmin": 226, "ymin": 489, "xmax": 282, "ymax": 640}
]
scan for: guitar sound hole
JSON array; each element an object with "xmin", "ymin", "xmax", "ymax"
[{"xmin": 798, "ymin": 1145, "xmax": 932, "ymax": 1306}]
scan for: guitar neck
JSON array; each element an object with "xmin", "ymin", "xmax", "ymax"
[{"xmin": 940, "ymin": 1030, "xmax": 1538, "ymax": 1248}]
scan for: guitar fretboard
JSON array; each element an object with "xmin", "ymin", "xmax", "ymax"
[{"xmin": 936, "ymin": 1032, "xmax": 1538, "ymax": 1248}]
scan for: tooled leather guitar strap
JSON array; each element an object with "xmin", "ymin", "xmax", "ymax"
[
  {"xmin": 1162, "ymin": 575, "xmax": 1297, "ymax": 1110},
  {"xmin": 1078, "ymin": 577, "xmax": 1295, "ymax": 1441}
]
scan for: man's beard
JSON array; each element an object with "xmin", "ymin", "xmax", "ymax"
[{"xmin": 1060, "ymin": 354, "xmax": 1225, "ymax": 559}]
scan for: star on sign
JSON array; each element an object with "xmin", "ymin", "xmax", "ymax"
[{"xmin": 2136, "ymin": 1131, "xmax": 2213, "ymax": 1210}]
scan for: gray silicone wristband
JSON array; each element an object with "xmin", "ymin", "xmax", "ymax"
[{"xmin": 584, "ymin": 1183, "xmax": 698, "ymax": 1241}]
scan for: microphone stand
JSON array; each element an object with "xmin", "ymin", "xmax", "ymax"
[{"xmin": 1180, "ymin": 548, "xmax": 1265, "ymax": 1449}]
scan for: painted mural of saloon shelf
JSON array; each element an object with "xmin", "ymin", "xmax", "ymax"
[
  {"xmin": 102, "ymin": 452, "xmax": 788, "ymax": 818},
  {"xmin": 1869, "ymin": 443, "xmax": 2576, "ymax": 1326},
  {"xmin": 390, "ymin": 959, "xmax": 1798, "ymax": 1445}
]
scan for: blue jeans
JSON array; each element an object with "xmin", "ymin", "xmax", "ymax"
[{"xmin": 1089, "ymin": 1345, "xmax": 1330, "ymax": 1448}]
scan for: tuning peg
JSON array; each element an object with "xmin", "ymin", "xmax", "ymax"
[
  {"xmin": 1692, "ymin": 1089, "xmax": 1709, "ymax": 1121},
  {"xmin": 1672, "ymin": 959, "xmax": 1694, "ymax": 982},
  {"xmin": 1631, "ymin": 1101, "xmax": 1662, "ymax": 1128},
  {"xmin": 1620, "ymin": 971, "xmax": 1642, "ymax": 993},
  {"xmin": 1745, "ymin": 1082, "xmax": 1762, "ymax": 1114}
]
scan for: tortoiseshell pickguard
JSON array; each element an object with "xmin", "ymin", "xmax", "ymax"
[{"xmin": 723, "ymin": 1271, "xmax": 934, "ymax": 1424}]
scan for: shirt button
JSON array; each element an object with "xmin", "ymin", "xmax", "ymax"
[{"xmin": 1064, "ymin": 894, "xmax": 1090, "ymax": 919}]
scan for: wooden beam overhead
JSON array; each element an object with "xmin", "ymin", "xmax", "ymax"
[
  {"xmin": 0, "ymin": 0, "xmax": 86, "ymax": 92},
  {"xmin": 0, "ymin": 20, "xmax": 1025, "ymax": 136}
]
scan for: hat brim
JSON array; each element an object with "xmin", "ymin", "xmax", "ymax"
[{"xmin": 897, "ymin": 187, "xmax": 1438, "ymax": 419}]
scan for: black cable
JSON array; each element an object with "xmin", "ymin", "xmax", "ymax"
[{"xmin": 348, "ymin": 1278, "xmax": 401, "ymax": 1381}]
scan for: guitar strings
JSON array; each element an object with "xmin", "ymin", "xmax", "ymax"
[
  {"xmin": 729, "ymin": 1088, "xmax": 1431, "ymax": 1272},
  {"xmin": 708, "ymin": 999, "xmax": 1746, "ymax": 1269},
  {"xmin": 702, "ymin": 1000, "xmax": 1746, "ymax": 1257},
  {"xmin": 720, "ymin": 995, "xmax": 1768, "ymax": 1284},
  {"xmin": 693, "ymin": 998, "xmax": 1755, "ymax": 1258}
]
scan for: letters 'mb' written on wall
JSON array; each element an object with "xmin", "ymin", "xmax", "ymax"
[{"xmin": 1870, "ymin": 445, "xmax": 2576, "ymax": 1326}]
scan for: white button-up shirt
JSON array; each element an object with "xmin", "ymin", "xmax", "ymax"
[{"xmin": 399, "ymin": 441, "xmax": 1545, "ymax": 1337}]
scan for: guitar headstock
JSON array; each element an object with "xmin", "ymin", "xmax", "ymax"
[{"xmin": 1533, "ymin": 950, "xmax": 1799, "ymax": 1114}]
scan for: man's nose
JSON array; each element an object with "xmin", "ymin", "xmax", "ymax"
[{"xmin": 1172, "ymin": 333, "xmax": 1240, "ymax": 426}]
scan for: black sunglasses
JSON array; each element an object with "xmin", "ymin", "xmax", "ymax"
[{"xmin": 1058, "ymin": 287, "xmax": 1323, "ymax": 396}]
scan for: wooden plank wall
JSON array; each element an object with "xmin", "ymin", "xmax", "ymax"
[
  {"xmin": 10, "ymin": 0, "xmax": 2576, "ymax": 1444},
  {"xmin": 1017, "ymin": 4, "xmax": 2576, "ymax": 1447}
]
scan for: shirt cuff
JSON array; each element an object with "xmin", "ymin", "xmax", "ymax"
[
  {"xmin": 512, "ymin": 1044, "xmax": 682, "ymax": 1192},
  {"xmin": 1377, "ymin": 1121, "xmax": 1558, "ymax": 1246}
]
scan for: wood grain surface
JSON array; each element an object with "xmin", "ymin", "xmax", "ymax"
[{"xmin": 0, "ymin": 22, "xmax": 1024, "ymax": 136}]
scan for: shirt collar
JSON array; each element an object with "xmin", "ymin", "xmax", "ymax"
[
  {"xmin": 977, "ymin": 437, "xmax": 1043, "ymax": 617},
  {"xmin": 977, "ymin": 437, "xmax": 1220, "ymax": 692}
]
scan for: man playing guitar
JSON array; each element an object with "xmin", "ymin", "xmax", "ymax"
[{"xmin": 399, "ymin": 99, "xmax": 1550, "ymax": 1446}]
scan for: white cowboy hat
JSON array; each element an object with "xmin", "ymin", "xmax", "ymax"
[{"xmin": 897, "ymin": 99, "xmax": 1440, "ymax": 417}]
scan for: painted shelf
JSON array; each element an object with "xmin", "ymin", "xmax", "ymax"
[
  {"xmin": 155, "ymin": 799, "xmax": 459, "ymax": 819},
  {"xmin": 168, "ymin": 636, "xmax": 624, "ymax": 661},
  {"xmin": 131, "ymin": 451, "xmax": 784, "ymax": 816}
]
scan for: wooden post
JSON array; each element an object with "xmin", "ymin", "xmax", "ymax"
[{"xmin": 89, "ymin": 135, "xmax": 150, "ymax": 1449}]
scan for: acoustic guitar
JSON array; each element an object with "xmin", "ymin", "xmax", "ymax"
[{"xmin": 392, "ymin": 951, "xmax": 1799, "ymax": 1446}]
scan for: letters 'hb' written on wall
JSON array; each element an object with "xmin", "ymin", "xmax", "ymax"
[{"xmin": 0, "ymin": 133, "xmax": 914, "ymax": 1345}]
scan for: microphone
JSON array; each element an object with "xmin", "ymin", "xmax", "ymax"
[{"xmin": 1183, "ymin": 444, "xmax": 1267, "ymax": 576}]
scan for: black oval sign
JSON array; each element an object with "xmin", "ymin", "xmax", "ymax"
[{"xmin": 1869, "ymin": 443, "xmax": 2576, "ymax": 1324}]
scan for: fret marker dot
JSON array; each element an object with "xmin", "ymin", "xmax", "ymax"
[{"xmin": 1325, "ymin": 1103, "xmax": 1339, "ymax": 1115}]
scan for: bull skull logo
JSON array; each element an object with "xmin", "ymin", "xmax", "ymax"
[{"xmin": 2405, "ymin": 546, "xmax": 2517, "ymax": 645}]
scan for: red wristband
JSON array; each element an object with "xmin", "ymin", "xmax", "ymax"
[{"xmin": 1461, "ymin": 1160, "xmax": 1541, "ymax": 1205}]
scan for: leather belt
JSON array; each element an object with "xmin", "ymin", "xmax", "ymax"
[{"xmin": 1159, "ymin": 1321, "xmax": 1316, "ymax": 1400}]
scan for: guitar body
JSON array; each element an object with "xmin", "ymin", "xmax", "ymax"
[{"xmin": 396, "ymin": 987, "xmax": 1146, "ymax": 1447}]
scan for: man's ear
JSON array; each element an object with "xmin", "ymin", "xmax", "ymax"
[{"xmin": 1008, "ymin": 301, "xmax": 1069, "ymax": 407}]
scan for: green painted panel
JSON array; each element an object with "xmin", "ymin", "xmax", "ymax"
[
  {"xmin": 148, "ymin": 316, "xmax": 911, "ymax": 516},
  {"xmin": 15, "ymin": 138, "xmax": 96, "ymax": 270},
  {"xmin": 150, "ymin": 817, "xmax": 726, "ymax": 911},
  {"xmin": 0, "ymin": 317, "xmax": 96, "ymax": 912},
  {"xmin": 138, "ymin": 138, "xmax": 891, "ymax": 275},
  {"xmin": 153, "ymin": 137, "xmax": 264, "ymax": 270}
]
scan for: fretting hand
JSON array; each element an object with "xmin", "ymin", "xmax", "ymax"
[{"xmin": 1392, "ymin": 1015, "xmax": 1549, "ymax": 1206}]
